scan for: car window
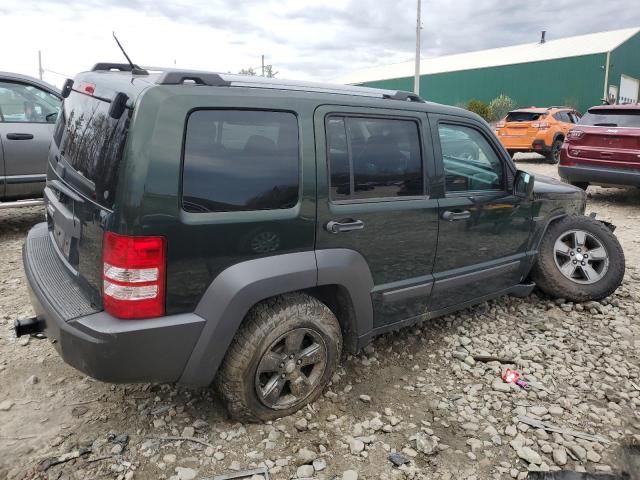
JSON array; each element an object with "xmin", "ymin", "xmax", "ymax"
[
  {"xmin": 505, "ymin": 111, "xmax": 542, "ymax": 122},
  {"xmin": 554, "ymin": 111, "xmax": 570, "ymax": 123},
  {"xmin": 326, "ymin": 116, "xmax": 423, "ymax": 201},
  {"xmin": 579, "ymin": 109, "xmax": 640, "ymax": 128},
  {"xmin": 182, "ymin": 110, "xmax": 299, "ymax": 213},
  {"xmin": 438, "ymin": 124, "xmax": 504, "ymax": 193},
  {"xmin": 0, "ymin": 81, "xmax": 60, "ymax": 123}
]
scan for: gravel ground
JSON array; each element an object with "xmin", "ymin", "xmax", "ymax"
[{"xmin": 0, "ymin": 160, "xmax": 639, "ymax": 480}]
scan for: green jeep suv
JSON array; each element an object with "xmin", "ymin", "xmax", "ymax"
[{"xmin": 17, "ymin": 64, "xmax": 625, "ymax": 421}]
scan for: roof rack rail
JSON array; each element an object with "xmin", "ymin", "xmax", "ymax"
[
  {"xmin": 156, "ymin": 71, "xmax": 231, "ymax": 86},
  {"xmin": 92, "ymin": 63, "xmax": 148, "ymax": 75},
  {"xmin": 382, "ymin": 91, "xmax": 424, "ymax": 102}
]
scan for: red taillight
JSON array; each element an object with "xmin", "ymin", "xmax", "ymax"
[
  {"xmin": 532, "ymin": 121, "xmax": 550, "ymax": 129},
  {"xmin": 567, "ymin": 129, "xmax": 584, "ymax": 140},
  {"xmin": 78, "ymin": 82, "xmax": 96, "ymax": 95},
  {"xmin": 102, "ymin": 232, "xmax": 166, "ymax": 319}
]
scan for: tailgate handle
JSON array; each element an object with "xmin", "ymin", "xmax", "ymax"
[
  {"xmin": 442, "ymin": 210, "xmax": 471, "ymax": 221},
  {"xmin": 6, "ymin": 133, "xmax": 34, "ymax": 140}
]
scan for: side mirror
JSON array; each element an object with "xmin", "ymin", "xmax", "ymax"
[
  {"xmin": 45, "ymin": 111, "xmax": 59, "ymax": 123},
  {"xmin": 514, "ymin": 170, "xmax": 534, "ymax": 200}
]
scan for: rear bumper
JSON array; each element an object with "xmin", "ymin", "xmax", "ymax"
[
  {"xmin": 23, "ymin": 223, "xmax": 205, "ymax": 383},
  {"xmin": 558, "ymin": 164, "xmax": 640, "ymax": 187},
  {"xmin": 500, "ymin": 137, "xmax": 550, "ymax": 153}
]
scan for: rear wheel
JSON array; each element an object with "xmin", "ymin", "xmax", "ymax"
[
  {"xmin": 545, "ymin": 138, "xmax": 563, "ymax": 164},
  {"xmin": 532, "ymin": 216, "xmax": 625, "ymax": 302},
  {"xmin": 507, "ymin": 149, "xmax": 517, "ymax": 159},
  {"xmin": 216, "ymin": 293, "xmax": 342, "ymax": 422}
]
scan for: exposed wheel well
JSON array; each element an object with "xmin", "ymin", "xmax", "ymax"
[
  {"xmin": 554, "ymin": 133, "xmax": 565, "ymax": 143},
  {"xmin": 303, "ymin": 285, "xmax": 358, "ymax": 354}
]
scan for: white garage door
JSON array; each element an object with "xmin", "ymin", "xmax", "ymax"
[{"xmin": 619, "ymin": 75, "xmax": 639, "ymax": 104}]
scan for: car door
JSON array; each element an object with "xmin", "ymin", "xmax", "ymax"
[
  {"xmin": 314, "ymin": 105, "xmax": 439, "ymax": 329},
  {"xmin": 429, "ymin": 114, "xmax": 534, "ymax": 312},
  {"xmin": 0, "ymin": 80, "xmax": 60, "ymax": 199}
]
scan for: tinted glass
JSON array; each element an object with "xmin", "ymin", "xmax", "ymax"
[
  {"xmin": 326, "ymin": 116, "xmax": 423, "ymax": 200},
  {"xmin": 182, "ymin": 110, "xmax": 299, "ymax": 212},
  {"xmin": 554, "ymin": 111, "xmax": 571, "ymax": 123},
  {"xmin": 54, "ymin": 90, "xmax": 129, "ymax": 207},
  {"xmin": 327, "ymin": 117, "xmax": 351, "ymax": 200},
  {"xmin": 439, "ymin": 124, "xmax": 504, "ymax": 193},
  {"xmin": 505, "ymin": 111, "xmax": 543, "ymax": 122},
  {"xmin": 580, "ymin": 109, "xmax": 640, "ymax": 128},
  {"xmin": 0, "ymin": 81, "xmax": 60, "ymax": 123}
]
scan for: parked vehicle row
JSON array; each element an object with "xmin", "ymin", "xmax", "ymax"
[
  {"xmin": 495, "ymin": 106, "xmax": 581, "ymax": 164},
  {"xmin": 15, "ymin": 64, "xmax": 625, "ymax": 421}
]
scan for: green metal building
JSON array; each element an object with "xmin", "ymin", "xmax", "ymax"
[{"xmin": 340, "ymin": 27, "xmax": 640, "ymax": 113}]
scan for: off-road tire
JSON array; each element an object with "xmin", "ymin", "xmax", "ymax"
[
  {"xmin": 216, "ymin": 293, "xmax": 342, "ymax": 422},
  {"xmin": 532, "ymin": 216, "xmax": 625, "ymax": 302},
  {"xmin": 545, "ymin": 138, "xmax": 563, "ymax": 164}
]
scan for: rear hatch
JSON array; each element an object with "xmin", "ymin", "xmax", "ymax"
[
  {"xmin": 501, "ymin": 111, "xmax": 545, "ymax": 136},
  {"xmin": 567, "ymin": 109, "xmax": 640, "ymax": 168},
  {"xmin": 45, "ymin": 81, "xmax": 131, "ymax": 308}
]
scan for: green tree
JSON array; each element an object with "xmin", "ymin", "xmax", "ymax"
[
  {"xmin": 466, "ymin": 99, "xmax": 490, "ymax": 121},
  {"xmin": 488, "ymin": 94, "xmax": 515, "ymax": 122}
]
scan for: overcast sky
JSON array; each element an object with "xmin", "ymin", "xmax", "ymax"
[{"xmin": 1, "ymin": 0, "xmax": 639, "ymax": 87}]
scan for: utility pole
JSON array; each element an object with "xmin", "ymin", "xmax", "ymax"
[
  {"xmin": 413, "ymin": 0, "xmax": 421, "ymax": 95},
  {"xmin": 261, "ymin": 55, "xmax": 265, "ymax": 77},
  {"xmin": 38, "ymin": 50, "xmax": 43, "ymax": 80}
]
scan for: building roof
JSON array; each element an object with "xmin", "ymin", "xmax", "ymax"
[{"xmin": 338, "ymin": 27, "xmax": 640, "ymax": 84}]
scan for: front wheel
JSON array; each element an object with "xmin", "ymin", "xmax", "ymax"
[
  {"xmin": 216, "ymin": 293, "xmax": 342, "ymax": 422},
  {"xmin": 532, "ymin": 216, "xmax": 625, "ymax": 302}
]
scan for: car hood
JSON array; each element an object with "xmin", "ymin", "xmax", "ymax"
[{"xmin": 531, "ymin": 173, "xmax": 587, "ymax": 205}]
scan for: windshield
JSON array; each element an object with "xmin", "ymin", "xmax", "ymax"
[
  {"xmin": 53, "ymin": 90, "xmax": 130, "ymax": 207},
  {"xmin": 580, "ymin": 109, "xmax": 640, "ymax": 128}
]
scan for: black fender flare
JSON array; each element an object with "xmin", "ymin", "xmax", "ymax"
[{"xmin": 178, "ymin": 249, "xmax": 374, "ymax": 386}]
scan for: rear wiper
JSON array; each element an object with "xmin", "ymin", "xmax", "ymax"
[{"xmin": 593, "ymin": 123, "xmax": 618, "ymax": 127}]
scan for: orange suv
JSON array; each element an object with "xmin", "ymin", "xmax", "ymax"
[{"xmin": 496, "ymin": 107, "xmax": 581, "ymax": 163}]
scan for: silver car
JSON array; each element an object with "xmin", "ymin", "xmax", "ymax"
[{"xmin": 0, "ymin": 72, "xmax": 61, "ymax": 207}]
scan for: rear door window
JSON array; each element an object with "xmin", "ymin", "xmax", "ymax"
[
  {"xmin": 326, "ymin": 116, "xmax": 423, "ymax": 201},
  {"xmin": 182, "ymin": 110, "xmax": 299, "ymax": 212}
]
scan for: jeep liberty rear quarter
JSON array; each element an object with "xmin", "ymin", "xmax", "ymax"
[{"xmin": 18, "ymin": 64, "xmax": 625, "ymax": 421}]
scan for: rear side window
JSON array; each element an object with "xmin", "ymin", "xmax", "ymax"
[
  {"xmin": 580, "ymin": 109, "xmax": 640, "ymax": 128},
  {"xmin": 326, "ymin": 116, "xmax": 423, "ymax": 201},
  {"xmin": 182, "ymin": 110, "xmax": 299, "ymax": 213},
  {"xmin": 54, "ymin": 90, "xmax": 129, "ymax": 208},
  {"xmin": 554, "ymin": 111, "xmax": 571, "ymax": 123},
  {"xmin": 505, "ymin": 111, "xmax": 543, "ymax": 122}
]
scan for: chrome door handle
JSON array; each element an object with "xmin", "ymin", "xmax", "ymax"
[
  {"xmin": 326, "ymin": 219, "xmax": 365, "ymax": 234},
  {"xmin": 442, "ymin": 210, "xmax": 471, "ymax": 221}
]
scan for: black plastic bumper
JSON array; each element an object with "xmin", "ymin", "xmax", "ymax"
[
  {"xmin": 559, "ymin": 165, "xmax": 640, "ymax": 187},
  {"xmin": 23, "ymin": 223, "xmax": 206, "ymax": 384}
]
